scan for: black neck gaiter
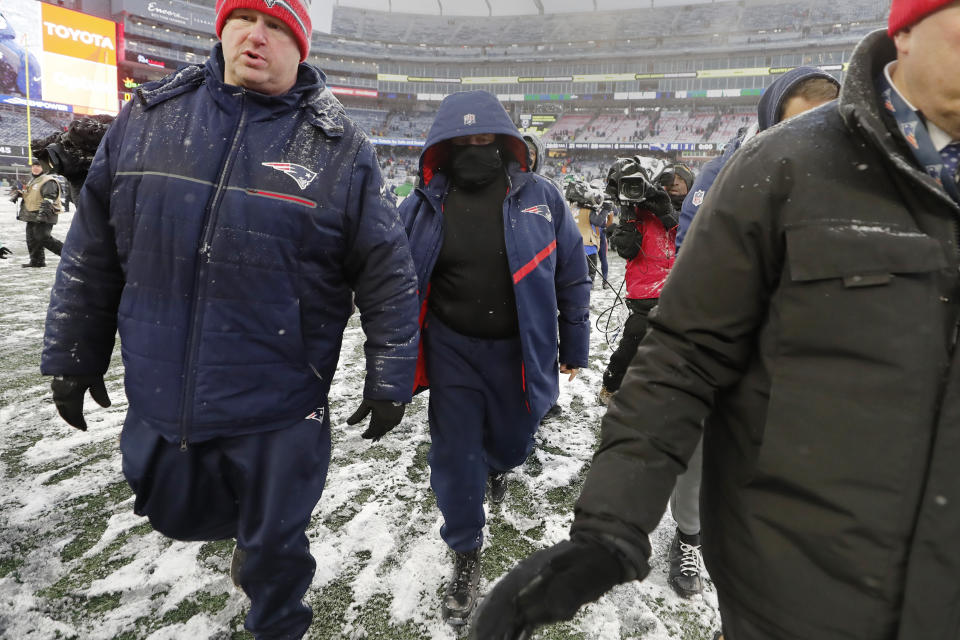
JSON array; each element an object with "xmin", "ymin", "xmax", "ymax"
[{"xmin": 450, "ymin": 143, "xmax": 504, "ymax": 191}]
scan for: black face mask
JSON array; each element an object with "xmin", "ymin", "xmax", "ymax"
[{"xmin": 449, "ymin": 143, "xmax": 503, "ymax": 190}]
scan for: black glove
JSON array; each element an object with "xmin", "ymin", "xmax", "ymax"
[
  {"xmin": 610, "ymin": 220, "xmax": 642, "ymax": 260},
  {"xmin": 469, "ymin": 536, "xmax": 627, "ymax": 640},
  {"xmin": 39, "ymin": 200, "xmax": 55, "ymax": 218},
  {"xmin": 51, "ymin": 375, "xmax": 112, "ymax": 431},
  {"xmin": 345, "ymin": 398, "xmax": 405, "ymax": 442},
  {"xmin": 0, "ymin": 246, "xmax": 10, "ymax": 258}
]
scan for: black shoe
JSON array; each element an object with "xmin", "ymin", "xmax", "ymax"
[
  {"xmin": 21, "ymin": 263, "xmax": 44, "ymax": 268},
  {"xmin": 488, "ymin": 471, "xmax": 509, "ymax": 505},
  {"xmin": 442, "ymin": 547, "xmax": 481, "ymax": 626},
  {"xmin": 541, "ymin": 404, "xmax": 563, "ymax": 422},
  {"xmin": 667, "ymin": 529, "xmax": 703, "ymax": 597},
  {"xmin": 230, "ymin": 545, "xmax": 246, "ymax": 588}
]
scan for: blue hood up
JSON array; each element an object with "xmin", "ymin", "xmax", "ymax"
[
  {"xmin": 757, "ymin": 66, "xmax": 840, "ymax": 131},
  {"xmin": 419, "ymin": 90, "xmax": 529, "ymax": 185}
]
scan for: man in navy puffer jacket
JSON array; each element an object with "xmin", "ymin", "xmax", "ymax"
[
  {"xmin": 399, "ymin": 91, "xmax": 590, "ymax": 626},
  {"xmin": 40, "ymin": 1, "xmax": 419, "ymax": 638}
]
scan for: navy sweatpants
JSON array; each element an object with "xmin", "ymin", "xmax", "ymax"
[
  {"xmin": 424, "ymin": 314, "xmax": 541, "ymax": 553},
  {"xmin": 120, "ymin": 408, "xmax": 331, "ymax": 640}
]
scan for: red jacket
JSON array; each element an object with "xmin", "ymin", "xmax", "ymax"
[{"xmin": 625, "ymin": 210, "xmax": 676, "ymax": 300}]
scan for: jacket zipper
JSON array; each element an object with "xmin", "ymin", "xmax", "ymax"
[{"xmin": 177, "ymin": 90, "xmax": 249, "ymax": 450}]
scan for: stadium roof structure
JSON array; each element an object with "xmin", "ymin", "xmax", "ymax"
[{"xmin": 331, "ymin": 0, "xmax": 741, "ymax": 17}]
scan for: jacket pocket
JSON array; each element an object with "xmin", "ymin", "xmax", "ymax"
[{"xmin": 785, "ymin": 222, "xmax": 946, "ymax": 285}]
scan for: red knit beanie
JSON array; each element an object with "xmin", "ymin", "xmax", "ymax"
[
  {"xmin": 216, "ymin": 0, "xmax": 311, "ymax": 62},
  {"xmin": 888, "ymin": 0, "xmax": 955, "ymax": 35}
]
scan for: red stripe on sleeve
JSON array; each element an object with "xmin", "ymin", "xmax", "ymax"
[{"xmin": 512, "ymin": 240, "xmax": 557, "ymax": 284}]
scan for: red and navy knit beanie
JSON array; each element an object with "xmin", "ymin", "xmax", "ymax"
[
  {"xmin": 888, "ymin": 0, "xmax": 955, "ymax": 35},
  {"xmin": 216, "ymin": 0, "xmax": 311, "ymax": 62}
]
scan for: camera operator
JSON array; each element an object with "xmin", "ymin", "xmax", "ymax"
[
  {"xmin": 565, "ymin": 177, "xmax": 606, "ymax": 283},
  {"xmin": 658, "ymin": 163, "xmax": 696, "ymax": 211},
  {"xmin": 599, "ymin": 157, "xmax": 676, "ymax": 404},
  {"xmin": 13, "ymin": 158, "xmax": 63, "ymax": 268}
]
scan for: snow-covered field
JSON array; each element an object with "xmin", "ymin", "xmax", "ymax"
[{"xmin": 0, "ymin": 199, "xmax": 721, "ymax": 639}]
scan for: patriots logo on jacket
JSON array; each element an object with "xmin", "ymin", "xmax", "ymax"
[
  {"xmin": 881, "ymin": 88, "xmax": 895, "ymax": 114},
  {"xmin": 925, "ymin": 164, "xmax": 945, "ymax": 185},
  {"xmin": 691, "ymin": 189, "xmax": 705, "ymax": 207},
  {"xmin": 900, "ymin": 122, "xmax": 919, "ymax": 149},
  {"xmin": 521, "ymin": 204, "xmax": 552, "ymax": 222},
  {"xmin": 305, "ymin": 407, "xmax": 325, "ymax": 423},
  {"xmin": 262, "ymin": 162, "xmax": 318, "ymax": 190}
]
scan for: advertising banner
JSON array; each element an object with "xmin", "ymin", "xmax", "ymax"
[
  {"xmin": 39, "ymin": 3, "xmax": 118, "ymax": 114},
  {"xmin": 112, "ymin": 0, "xmax": 215, "ymax": 33}
]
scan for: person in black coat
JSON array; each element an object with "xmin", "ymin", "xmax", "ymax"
[{"xmin": 471, "ymin": 3, "xmax": 960, "ymax": 638}]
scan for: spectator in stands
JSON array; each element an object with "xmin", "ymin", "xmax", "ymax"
[
  {"xmin": 12, "ymin": 159, "xmax": 63, "ymax": 268},
  {"xmin": 677, "ymin": 66, "xmax": 840, "ymax": 249},
  {"xmin": 399, "ymin": 90, "xmax": 590, "ymax": 627},
  {"xmin": 40, "ymin": 3, "xmax": 420, "ymax": 639},
  {"xmin": 472, "ymin": 4, "xmax": 960, "ymax": 639}
]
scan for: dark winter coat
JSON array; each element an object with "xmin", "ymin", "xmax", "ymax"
[
  {"xmin": 572, "ymin": 30, "xmax": 960, "ymax": 640},
  {"xmin": 676, "ymin": 66, "xmax": 838, "ymax": 249},
  {"xmin": 399, "ymin": 91, "xmax": 590, "ymax": 419},
  {"xmin": 41, "ymin": 46, "xmax": 420, "ymax": 444}
]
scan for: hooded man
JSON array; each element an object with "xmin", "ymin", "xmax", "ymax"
[
  {"xmin": 521, "ymin": 131, "xmax": 546, "ymax": 174},
  {"xmin": 13, "ymin": 158, "xmax": 63, "ymax": 268},
  {"xmin": 473, "ymin": 1, "xmax": 960, "ymax": 638},
  {"xmin": 398, "ymin": 90, "xmax": 590, "ymax": 626},
  {"xmin": 40, "ymin": 1, "xmax": 420, "ymax": 638},
  {"xmin": 676, "ymin": 66, "xmax": 840, "ymax": 250}
]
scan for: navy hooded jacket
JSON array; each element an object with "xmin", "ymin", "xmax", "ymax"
[
  {"xmin": 398, "ymin": 91, "xmax": 590, "ymax": 419},
  {"xmin": 41, "ymin": 46, "xmax": 420, "ymax": 444},
  {"xmin": 676, "ymin": 66, "xmax": 840, "ymax": 249}
]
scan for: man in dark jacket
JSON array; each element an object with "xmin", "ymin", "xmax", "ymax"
[
  {"xmin": 40, "ymin": 1, "xmax": 420, "ymax": 639},
  {"xmin": 676, "ymin": 66, "xmax": 840, "ymax": 250},
  {"xmin": 471, "ymin": 1, "xmax": 960, "ymax": 638},
  {"xmin": 399, "ymin": 90, "xmax": 590, "ymax": 626},
  {"xmin": 13, "ymin": 159, "xmax": 62, "ymax": 268}
]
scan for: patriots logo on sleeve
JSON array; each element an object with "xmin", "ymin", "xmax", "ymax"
[
  {"xmin": 262, "ymin": 162, "xmax": 318, "ymax": 190},
  {"xmin": 521, "ymin": 204, "xmax": 552, "ymax": 222}
]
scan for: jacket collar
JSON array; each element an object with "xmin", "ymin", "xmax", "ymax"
[
  {"xmin": 839, "ymin": 29, "xmax": 957, "ymax": 209},
  {"xmin": 137, "ymin": 44, "xmax": 344, "ymax": 138}
]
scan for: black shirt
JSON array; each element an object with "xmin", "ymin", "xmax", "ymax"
[{"xmin": 429, "ymin": 170, "xmax": 519, "ymax": 338}]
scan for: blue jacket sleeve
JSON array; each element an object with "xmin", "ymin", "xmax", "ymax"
[
  {"xmin": 676, "ymin": 155, "xmax": 722, "ymax": 252},
  {"xmin": 342, "ymin": 139, "xmax": 421, "ymax": 403},
  {"xmin": 549, "ymin": 183, "xmax": 591, "ymax": 368},
  {"xmin": 41, "ymin": 104, "xmax": 131, "ymax": 376}
]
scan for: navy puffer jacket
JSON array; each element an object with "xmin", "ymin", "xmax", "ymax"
[
  {"xmin": 399, "ymin": 91, "xmax": 590, "ymax": 419},
  {"xmin": 42, "ymin": 46, "xmax": 420, "ymax": 444}
]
